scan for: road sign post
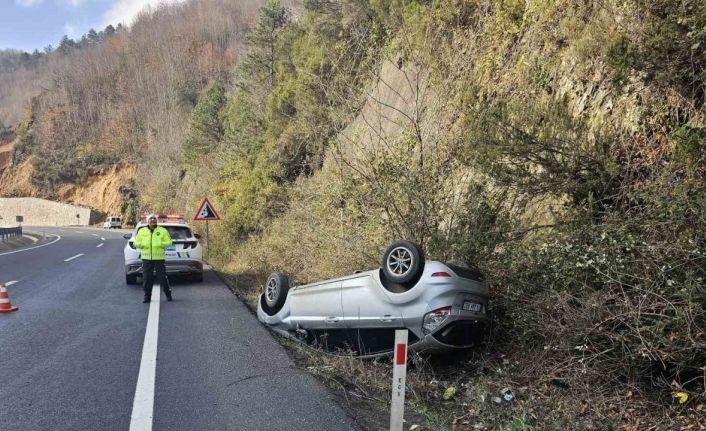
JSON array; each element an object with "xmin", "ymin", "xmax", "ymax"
[
  {"xmin": 390, "ymin": 329, "xmax": 408, "ymax": 431},
  {"xmin": 193, "ymin": 198, "xmax": 220, "ymax": 261}
]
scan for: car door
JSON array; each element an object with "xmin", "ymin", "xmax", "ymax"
[
  {"xmin": 340, "ymin": 274, "xmax": 404, "ymax": 354},
  {"xmin": 341, "ymin": 274, "xmax": 403, "ymax": 328},
  {"xmin": 289, "ymin": 280, "xmax": 343, "ymax": 330}
]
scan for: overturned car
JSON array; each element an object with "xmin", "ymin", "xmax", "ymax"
[{"xmin": 257, "ymin": 240, "xmax": 489, "ymax": 356}]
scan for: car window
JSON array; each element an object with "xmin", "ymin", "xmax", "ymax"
[{"xmin": 165, "ymin": 226, "xmax": 191, "ymax": 240}]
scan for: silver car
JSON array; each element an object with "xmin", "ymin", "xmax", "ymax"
[{"xmin": 257, "ymin": 240, "xmax": 489, "ymax": 356}]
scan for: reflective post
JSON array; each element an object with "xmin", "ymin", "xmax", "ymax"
[{"xmin": 390, "ymin": 329, "xmax": 408, "ymax": 431}]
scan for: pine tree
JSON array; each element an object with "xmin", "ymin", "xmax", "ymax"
[
  {"xmin": 241, "ymin": 0, "xmax": 290, "ymax": 89},
  {"xmin": 58, "ymin": 36, "xmax": 76, "ymax": 55},
  {"xmin": 182, "ymin": 80, "xmax": 227, "ymax": 169},
  {"xmin": 103, "ymin": 25, "xmax": 116, "ymax": 38},
  {"xmin": 87, "ymin": 29, "xmax": 101, "ymax": 45}
]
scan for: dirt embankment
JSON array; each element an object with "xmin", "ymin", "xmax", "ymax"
[
  {"xmin": 0, "ymin": 161, "xmax": 136, "ymax": 216},
  {"xmin": 58, "ymin": 163, "xmax": 136, "ymax": 215},
  {"xmin": 0, "ymin": 158, "xmax": 37, "ymax": 197}
]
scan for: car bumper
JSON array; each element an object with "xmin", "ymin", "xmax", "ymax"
[
  {"xmin": 409, "ymin": 319, "xmax": 487, "ymax": 353},
  {"xmin": 125, "ymin": 260, "xmax": 203, "ymax": 276}
]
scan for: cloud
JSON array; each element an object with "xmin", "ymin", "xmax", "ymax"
[
  {"xmin": 64, "ymin": 0, "xmax": 85, "ymax": 6},
  {"xmin": 102, "ymin": 0, "xmax": 187, "ymax": 27},
  {"xmin": 63, "ymin": 23, "xmax": 78, "ymax": 38},
  {"xmin": 15, "ymin": 0, "xmax": 43, "ymax": 6}
]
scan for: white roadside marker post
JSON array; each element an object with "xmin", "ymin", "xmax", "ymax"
[{"xmin": 390, "ymin": 329, "xmax": 408, "ymax": 431}]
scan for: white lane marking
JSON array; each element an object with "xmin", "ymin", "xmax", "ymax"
[
  {"xmin": 64, "ymin": 253, "xmax": 84, "ymax": 262},
  {"xmin": 101, "ymin": 237, "xmax": 105, "ymax": 241},
  {"xmin": 5, "ymin": 281, "xmax": 18, "ymax": 286},
  {"xmin": 92, "ymin": 234, "xmax": 99, "ymax": 237},
  {"xmin": 97, "ymin": 243, "xmax": 104, "ymax": 248},
  {"xmin": 129, "ymin": 286, "xmax": 161, "ymax": 431},
  {"xmin": 0, "ymin": 234, "xmax": 62, "ymax": 257}
]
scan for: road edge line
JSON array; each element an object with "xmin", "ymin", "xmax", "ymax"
[{"xmin": 0, "ymin": 234, "xmax": 61, "ymax": 257}]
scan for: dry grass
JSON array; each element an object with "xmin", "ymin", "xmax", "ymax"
[{"xmin": 214, "ymin": 267, "xmax": 704, "ymax": 430}]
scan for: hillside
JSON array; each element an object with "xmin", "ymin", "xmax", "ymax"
[
  {"xmin": 0, "ymin": 0, "xmax": 269, "ymax": 218},
  {"xmin": 1, "ymin": 0, "xmax": 705, "ymax": 428}
]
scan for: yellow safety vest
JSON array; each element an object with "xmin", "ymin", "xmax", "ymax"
[{"xmin": 134, "ymin": 226, "xmax": 173, "ymax": 260}]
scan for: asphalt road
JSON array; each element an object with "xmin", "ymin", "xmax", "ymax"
[{"xmin": 0, "ymin": 227, "xmax": 359, "ymax": 431}]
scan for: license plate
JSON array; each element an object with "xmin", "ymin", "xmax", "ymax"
[
  {"xmin": 166, "ymin": 246, "xmax": 176, "ymax": 251},
  {"xmin": 462, "ymin": 301, "xmax": 482, "ymax": 312}
]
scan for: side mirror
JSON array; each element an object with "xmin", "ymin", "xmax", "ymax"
[
  {"xmin": 194, "ymin": 233, "xmax": 201, "ymax": 240},
  {"xmin": 123, "ymin": 233, "xmax": 132, "ymax": 240}
]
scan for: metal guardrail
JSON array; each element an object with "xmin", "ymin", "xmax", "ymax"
[{"xmin": 0, "ymin": 227, "xmax": 22, "ymax": 242}]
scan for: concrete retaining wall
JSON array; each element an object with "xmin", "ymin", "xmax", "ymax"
[{"xmin": 0, "ymin": 197, "xmax": 99, "ymax": 226}]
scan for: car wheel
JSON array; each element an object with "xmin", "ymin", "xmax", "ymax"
[
  {"xmin": 381, "ymin": 240, "xmax": 425, "ymax": 285},
  {"xmin": 264, "ymin": 272, "xmax": 289, "ymax": 311},
  {"xmin": 126, "ymin": 273, "xmax": 138, "ymax": 285}
]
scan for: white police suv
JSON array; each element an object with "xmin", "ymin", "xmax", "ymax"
[{"xmin": 123, "ymin": 214, "xmax": 203, "ymax": 284}]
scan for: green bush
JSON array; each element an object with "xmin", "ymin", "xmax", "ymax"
[
  {"xmin": 620, "ymin": 0, "xmax": 706, "ymax": 104},
  {"xmin": 11, "ymin": 124, "xmax": 35, "ymax": 165},
  {"xmin": 605, "ymin": 32, "xmax": 635, "ymax": 86},
  {"xmin": 671, "ymin": 125, "xmax": 706, "ymax": 174}
]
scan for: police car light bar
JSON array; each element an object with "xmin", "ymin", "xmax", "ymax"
[{"xmin": 139, "ymin": 214, "xmax": 186, "ymax": 223}]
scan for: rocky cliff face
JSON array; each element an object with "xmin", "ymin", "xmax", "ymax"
[
  {"xmin": 56, "ymin": 163, "xmax": 136, "ymax": 216},
  {"xmin": 0, "ymin": 159, "xmax": 35, "ymax": 198},
  {"xmin": 0, "ymin": 159, "xmax": 135, "ymax": 218}
]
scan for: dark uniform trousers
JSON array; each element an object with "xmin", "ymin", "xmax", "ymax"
[{"xmin": 142, "ymin": 259, "xmax": 172, "ymax": 299}]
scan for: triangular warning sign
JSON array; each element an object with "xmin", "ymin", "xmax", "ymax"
[{"xmin": 194, "ymin": 197, "xmax": 220, "ymax": 221}]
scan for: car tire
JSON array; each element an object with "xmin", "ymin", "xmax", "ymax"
[
  {"xmin": 126, "ymin": 273, "xmax": 138, "ymax": 285},
  {"xmin": 264, "ymin": 272, "xmax": 289, "ymax": 311},
  {"xmin": 381, "ymin": 240, "xmax": 425, "ymax": 285}
]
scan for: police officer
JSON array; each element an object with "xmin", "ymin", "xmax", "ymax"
[{"xmin": 134, "ymin": 214, "xmax": 173, "ymax": 303}]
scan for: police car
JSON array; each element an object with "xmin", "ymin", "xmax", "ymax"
[{"xmin": 123, "ymin": 214, "xmax": 203, "ymax": 284}]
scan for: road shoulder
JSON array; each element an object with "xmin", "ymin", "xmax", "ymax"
[
  {"xmin": 212, "ymin": 270, "xmax": 418, "ymax": 431},
  {"xmin": 154, "ymin": 271, "xmax": 362, "ymax": 431}
]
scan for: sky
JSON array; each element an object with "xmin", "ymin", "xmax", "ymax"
[{"xmin": 0, "ymin": 0, "xmax": 186, "ymax": 52}]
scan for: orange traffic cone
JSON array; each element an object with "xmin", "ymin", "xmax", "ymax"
[{"xmin": 0, "ymin": 282, "xmax": 18, "ymax": 313}]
